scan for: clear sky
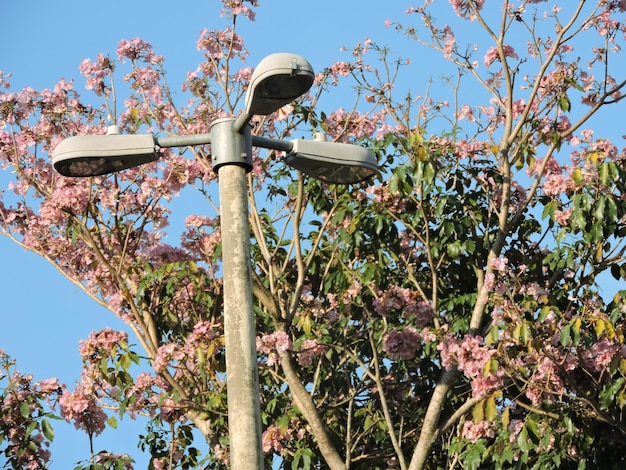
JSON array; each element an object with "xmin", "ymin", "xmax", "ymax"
[
  {"xmin": 0, "ymin": 0, "xmax": 410, "ymax": 467},
  {"xmin": 2, "ymin": 1, "xmax": 626, "ymax": 468}
]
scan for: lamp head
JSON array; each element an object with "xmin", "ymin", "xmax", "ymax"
[
  {"xmin": 285, "ymin": 139, "xmax": 378, "ymax": 184},
  {"xmin": 244, "ymin": 53, "xmax": 314, "ymax": 116},
  {"xmin": 52, "ymin": 132, "xmax": 160, "ymax": 177}
]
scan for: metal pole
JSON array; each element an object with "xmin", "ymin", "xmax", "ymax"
[{"xmin": 210, "ymin": 118, "xmax": 264, "ymax": 469}]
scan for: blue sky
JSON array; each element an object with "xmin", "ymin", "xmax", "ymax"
[
  {"xmin": 2, "ymin": 1, "xmax": 626, "ymax": 468},
  {"xmin": 0, "ymin": 0, "xmax": 410, "ymax": 467}
]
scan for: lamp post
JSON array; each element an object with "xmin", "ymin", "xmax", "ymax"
[{"xmin": 52, "ymin": 53, "xmax": 377, "ymax": 469}]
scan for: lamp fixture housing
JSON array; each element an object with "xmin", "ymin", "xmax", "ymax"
[
  {"xmin": 244, "ymin": 53, "xmax": 314, "ymax": 116},
  {"xmin": 52, "ymin": 133, "xmax": 159, "ymax": 177},
  {"xmin": 285, "ymin": 139, "xmax": 378, "ymax": 184}
]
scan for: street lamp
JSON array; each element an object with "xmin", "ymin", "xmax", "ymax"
[{"xmin": 52, "ymin": 53, "xmax": 377, "ymax": 469}]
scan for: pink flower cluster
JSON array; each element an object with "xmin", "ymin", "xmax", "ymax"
[
  {"xmin": 296, "ymin": 339, "xmax": 329, "ymax": 367},
  {"xmin": 526, "ymin": 156, "xmax": 574, "ymax": 198},
  {"xmin": 383, "ymin": 327, "xmax": 422, "ymax": 360},
  {"xmin": 58, "ymin": 383, "xmax": 107, "ymax": 436},
  {"xmin": 524, "ymin": 355, "xmax": 567, "ymax": 406},
  {"xmin": 154, "ymin": 343, "xmax": 186, "ymax": 374},
  {"xmin": 78, "ymin": 328, "xmax": 129, "ymax": 362},
  {"xmin": 484, "ymin": 45, "xmax": 519, "ymax": 67},
  {"xmin": 0, "ymin": 353, "xmax": 63, "ymax": 468},
  {"xmin": 449, "ymin": 0, "xmax": 485, "ymax": 20},
  {"xmin": 261, "ymin": 421, "xmax": 307, "ymax": 454},
  {"xmin": 196, "ymin": 27, "xmax": 245, "ymax": 62},
  {"xmin": 117, "ymin": 38, "xmax": 163, "ymax": 64},
  {"xmin": 581, "ymin": 337, "xmax": 621, "ymax": 373},
  {"xmin": 461, "ymin": 419, "xmax": 494, "ymax": 443},
  {"xmin": 323, "ymin": 108, "xmax": 387, "ymax": 141},
  {"xmin": 366, "ymin": 184, "xmax": 407, "ymax": 213},
  {"xmin": 373, "ymin": 286, "xmax": 434, "ymax": 326},
  {"xmin": 124, "ymin": 372, "xmax": 170, "ymax": 418},
  {"xmin": 257, "ymin": 331, "xmax": 292, "ymax": 366},
  {"xmin": 154, "ymin": 322, "xmax": 221, "ymax": 379},
  {"xmin": 38, "ymin": 182, "xmax": 90, "ymax": 224},
  {"xmin": 220, "ymin": 0, "xmax": 258, "ymax": 20},
  {"xmin": 262, "ymin": 425, "xmax": 290, "ymax": 453},
  {"xmin": 542, "ymin": 173, "xmax": 571, "ymax": 197},
  {"xmin": 181, "ymin": 214, "xmax": 221, "ymax": 264},
  {"xmin": 79, "ymin": 53, "xmax": 114, "ymax": 96},
  {"xmin": 438, "ymin": 335, "xmax": 504, "ymax": 398}
]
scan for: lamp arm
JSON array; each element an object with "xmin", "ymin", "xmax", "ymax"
[
  {"xmin": 154, "ymin": 133, "xmax": 293, "ymax": 154},
  {"xmin": 155, "ymin": 133, "xmax": 212, "ymax": 148},
  {"xmin": 233, "ymin": 113, "xmax": 252, "ymax": 133},
  {"xmin": 251, "ymin": 135, "xmax": 293, "ymax": 153}
]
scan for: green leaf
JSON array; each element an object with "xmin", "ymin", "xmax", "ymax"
[
  {"xmin": 517, "ymin": 426, "xmax": 531, "ymax": 453},
  {"xmin": 423, "ymin": 161, "xmax": 436, "ymax": 185},
  {"xmin": 571, "ymin": 211, "xmax": 586, "ymax": 232},
  {"xmin": 542, "ymin": 201, "xmax": 558, "ymax": 220},
  {"xmin": 593, "ymin": 196, "xmax": 606, "ymax": 221},
  {"xmin": 42, "ymin": 418, "xmax": 55, "ymax": 442},
  {"xmin": 120, "ymin": 353, "xmax": 132, "ymax": 371},
  {"xmin": 485, "ymin": 396, "xmax": 497, "ymax": 421},
  {"xmin": 611, "ymin": 263, "xmax": 623, "ymax": 281},
  {"xmin": 472, "ymin": 401, "xmax": 484, "ymax": 422},
  {"xmin": 525, "ymin": 418, "xmax": 541, "ymax": 444},
  {"xmin": 599, "ymin": 377, "xmax": 625, "ymax": 410},
  {"xmin": 20, "ymin": 401, "xmax": 30, "ymax": 419},
  {"xmin": 600, "ymin": 162, "xmax": 609, "ymax": 186},
  {"xmin": 107, "ymin": 415, "xmax": 118, "ymax": 430}
]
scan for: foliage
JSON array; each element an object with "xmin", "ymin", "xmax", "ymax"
[{"xmin": 3, "ymin": 0, "xmax": 626, "ymax": 468}]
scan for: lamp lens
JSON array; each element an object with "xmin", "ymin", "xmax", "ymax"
[
  {"xmin": 256, "ymin": 74, "xmax": 314, "ymax": 99},
  {"xmin": 54, "ymin": 157, "xmax": 113, "ymax": 177}
]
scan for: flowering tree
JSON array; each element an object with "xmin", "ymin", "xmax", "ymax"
[{"xmin": 3, "ymin": 0, "xmax": 626, "ymax": 468}]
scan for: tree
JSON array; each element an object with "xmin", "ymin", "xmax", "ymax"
[{"xmin": 2, "ymin": 0, "xmax": 626, "ymax": 468}]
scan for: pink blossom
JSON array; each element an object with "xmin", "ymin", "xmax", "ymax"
[
  {"xmin": 554, "ymin": 208, "xmax": 572, "ymax": 226},
  {"xmin": 186, "ymin": 320, "xmax": 218, "ymax": 347},
  {"xmin": 484, "ymin": 45, "xmax": 519, "ymax": 67},
  {"xmin": 491, "ymin": 256, "xmax": 508, "ymax": 273},
  {"xmin": 125, "ymin": 372, "xmax": 170, "ymax": 418},
  {"xmin": 461, "ymin": 419, "xmax": 494, "ymax": 443},
  {"xmin": 117, "ymin": 38, "xmax": 162, "ymax": 64},
  {"xmin": 154, "ymin": 343, "xmax": 186, "ymax": 373},
  {"xmin": 79, "ymin": 54, "xmax": 114, "ymax": 95},
  {"xmin": 525, "ymin": 356, "xmax": 565, "ymax": 406},
  {"xmin": 185, "ymin": 214, "xmax": 217, "ymax": 229},
  {"xmin": 373, "ymin": 286, "xmax": 434, "ymax": 325},
  {"xmin": 196, "ymin": 28, "xmax": 245, "ymax": 61},
  {"xmin": 484, "ymin": 272, "xmax": 496, "ymax": 292},
  {"xmin": 0, "ymin": 70, "xmax": 11, "ymax": 89},
  {"xmin": 35, "ymin": 377, "xmax": 62, "ymax": 396},
  {"xmin": 221, "ymin": 0, "xmax": 258, "ymax": 20},
  {"xmin": 59, "ymin": 386, "xmax": 107, "ymax": 436},
  {"xmin": 79, "ymin": 328, "xmax": 128, "ymax": 362},
  {"xmin": 156, "ymin": 396, "xmax": 184, "ymax": 423},
  {"xmin": 383, "ymin": 327, "xmax": 421, "ymax": 360},
  {"xmin": 456, "ymin": 105, "xmax": 475, "ymax": 122},
  {"xmin": 257, "ymin": 331, "xmax": 292, "ymax": 366},
  {"xmin": 442, "ymin": 25, "xmax": 456, "ymax": 59},
  {"xmin": 438, "ymin": 335, "xmax": 503, "ymax": 397},
  {"xmin": 0, "ymin": 359, "xmax": 60, "ymax": 468},
  {"xmin": 449, "ymin": 0, "xmax": 485, "ymax": 19},
  {"xmin": 582, "ymin": 337, "xmax": 621, "ymax": 373},
  {"xmin": 542, "ymin": 173, "xmax": 570, "ymax": 197},
  {"xmin": 520, "ymin": 282, "xmax": 548, "ymax": 302},
  {"xmin": 262, "ymin": 425, "xmax": 291, "ymax": 453},
  {"xmin": 297, "ymin": 339, "xmax": 329, "ymax": 367}
]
